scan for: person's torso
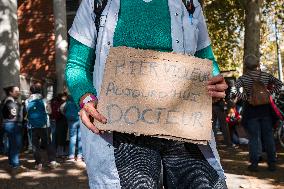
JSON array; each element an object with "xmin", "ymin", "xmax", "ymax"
[
  {"xmin": 50, "ymin": 99, "xmax": 64, "ymax": 120},
  {"xmin": 92, "ymin": 0, "xmax": 211, "ymax": 94},
  {"xmin": 240, "ymin": 71, "xmax": 271, "ymax": 97},
  {"xmin": 239, "ymin": 71, "xmax": 274, "ymax": 119},
  {"xmin": 26, "ymin": 95, "xmax": 48, "ymax": 128},
  {"xmin": 64, "ymin": 100, "xmax": 79, "ymax": 121}
]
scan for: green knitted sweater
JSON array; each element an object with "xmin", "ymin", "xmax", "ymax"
[{"xmin": 65, "ymin": 37, "xmax": 97, "ymax": 104}]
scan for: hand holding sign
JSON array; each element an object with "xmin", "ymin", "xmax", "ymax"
[
  {"xmin": 207, "ymin": 74, "xmax": 228, "ymax": 102},
  {"xmin": 79, "ymin": 100, "xmax": 107, "ymax": 134}
]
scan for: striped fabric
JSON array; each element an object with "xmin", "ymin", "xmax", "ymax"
[
  {"xmin": 235, "ymin": 70, "xmax": 282, "ymax": 100},
  {"xmin": 113, "ymin": 132, "xmax": 227, "ymax": 189}
]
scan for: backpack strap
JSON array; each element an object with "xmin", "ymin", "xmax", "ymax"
[{"xmin": 93, "ymin": 0, "xmax": 108, "ymax": 34}]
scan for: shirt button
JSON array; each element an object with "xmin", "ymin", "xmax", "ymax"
[
  {"xmin": 175, "ymin": 13, "xmax": 179, "ymax": 16},
  {"xmin": 176, "ymin": 39, "xmax": 179, "ymax": 43},
  {"xmin": 107, "ymin": 41, "xmax": 111, "ymax": 45}
]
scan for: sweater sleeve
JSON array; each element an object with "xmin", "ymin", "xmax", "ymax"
[
  {"xmin": 65, "ymin": 37, "xmax": 97, "ymax": 106},
  {"xmin": 194, "ymin": 45, "xmax": 221, "ymax": 76},
  {"xmin": 268, "ymin": 74, "xmax": 283, "ymax": 94}
]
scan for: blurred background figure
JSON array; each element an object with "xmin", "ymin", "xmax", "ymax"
[
  {"xmin": 25, "ymin": 83, "xmax": 59, "ymax": 170},
  {"xmin": 51, "ymin": 93, "xmax": 68, "ymax": 158},
  {"xmin": 234, "ymin": 55, "xmax": 283, "ymax": 172},
  {"xmin": 226, "ymin": 102, "xmax": 241, "ymax": 147},
  {"xmin": 60, "ymin": 95, "xmax": 82, "ymax": 162},
  {"xmin": 212, "ymin": 99, "xmax": 232, "ymax": 147},
  {"xmin": 1, "ymin": 86, "xmax": 24, "ymax": 172}
]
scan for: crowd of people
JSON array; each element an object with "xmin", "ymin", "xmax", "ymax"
[{"xmin": 0, "ymin": 83, "xmax": 82, "ymax": 172}]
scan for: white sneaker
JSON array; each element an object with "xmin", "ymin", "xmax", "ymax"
[
  {"xmin": 76, "ymin": 157, "xmax": 84, "ymax": 162},
  {"xmin": 66, "ymin": 157, "xmax": 76, "ymax": 162},
  {"xmin": 49, "ymin": 161, "xmax": 60, "ymax": 169},
  {"xmin": 35, "ymin": 163, "xmax": 43, "ymax": 170}
]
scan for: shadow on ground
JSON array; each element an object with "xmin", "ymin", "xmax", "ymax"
[
  {"xmin": 0, "ymin": 153, "xmax": 88, "ymax": 189},
  {"xmin": 217, "ymin": 135, "xmax": 284, "ymax": 188}
]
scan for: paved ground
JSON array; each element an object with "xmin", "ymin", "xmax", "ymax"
[
  {"xmin": 0, "ymin": 154, "xmax": 88, "ymax": 189},
  {"xmin": 220, "ymin": 143, "xmax": 284, "ymax": 189},
  {"xmin": 0, "ymin": 140, "xmax": 283, "ymax": 189}
]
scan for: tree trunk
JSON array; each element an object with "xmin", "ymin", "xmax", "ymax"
[
  {"xmin": 243, "ymin": 0, "xmax": 262, "ymax": 73},
  {"xmin": 0, "ymin": 0, "xmax": 20, "ymax": 99},
  {"xmin": 53, "ymin": 0, "xmax": 68, "ymax": 94}
]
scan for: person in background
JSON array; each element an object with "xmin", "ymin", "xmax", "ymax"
[
  {"xmin": 45, "ymin": 99, "xmax": 56, "ymax": 146},
  {"xmin": 25, "ymin": 83, "xmax": 59, "ymax": 170},
  {"xmin": 225, "ymin": 102, "xmax": 241, "ymax": 146},
  {"xmin": 61, "ymin": 95, "xmax": 82, "ymax": 161},
  {"xmin": 212, "ymin": 99, "xmax": 232, "ymax": 146},
  {"xmin": 22, "ymin": 100, "xmax": 33, "ymax": 153},
  {"xmin": 1, "ymin": 86, "xmax": 25, "ymax": 172},
  {"xmin": 53, "ymin": 93, "xmax": 69, "ymax": 158},
  {"xmin": 50, "ymin": 95, "xmax": 63, "ymax": 148},
  {"xmin": 234, "ymin": 54, "xmax": 283, "ymax": 172}
]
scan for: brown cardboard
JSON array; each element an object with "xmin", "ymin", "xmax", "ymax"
[{"xmin": 96, "ymin": 47, "xmax": 212, "ymax": 142}]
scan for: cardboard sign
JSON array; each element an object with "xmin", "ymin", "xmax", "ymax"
[{"xmin": 97, "ymin": 47, "xmax": 212, "ymax": 143}]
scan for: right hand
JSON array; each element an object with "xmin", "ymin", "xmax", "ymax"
[{"xmin": 79, "ymin": 101, "xmax": 107, "ymax": 134}]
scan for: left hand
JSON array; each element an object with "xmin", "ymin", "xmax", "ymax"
[{"xmin": 207, "ymin": 74, "xmax": 228, "ymax": 102}]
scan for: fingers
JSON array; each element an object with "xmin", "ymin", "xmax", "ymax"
[
  {"xmin": 207, "ymin": 74, "xmax": 228, "ymax": 99},
  {"xmin": 80, "ymin": 110, "xmax": 100, "ymax": 134},
  {"xmin": 79, "ymin": 102, "xmax": 107, "ymax": 134},
  {"xmin": 84, "ymin": 103, "xmax": 107, "ymax": 124},
  {"xmin": 207, "ymin": 74, "xmax": 224, "ymax": 85},
  {"xmin": 207, "ymin": 83, "xmax": 228, "ymax": 92},
  {"xmin": 91, "ymin": 109, "xmax": 107, "ymax": 124},
  {"xmin": 210, "ymin": 91, "xmax": 226, "ymax": 99}
]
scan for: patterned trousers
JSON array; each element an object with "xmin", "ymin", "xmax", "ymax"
[{"xmin": 113, "ymin": 133, "xmax": 227, "ymax": 189}]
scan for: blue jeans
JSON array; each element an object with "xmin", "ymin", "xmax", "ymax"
[
  {"xmin": 246, "ymin": 116, "xmax": 276, "ymax": 165},
  {"xmin": 3, "ymin": 121, "xmax": 22, "ymax": 167},
  {"xmin": 68, "ymin": 120, "xmax": 82, "ymax": 158}
]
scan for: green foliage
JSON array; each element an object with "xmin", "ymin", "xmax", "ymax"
[
  {"xmin": 203, "ymin": 0, "xmax": 245, "ymax": 71},
  {"xmin": 203, "ymin": 0, "xmax": 283, "ymax": 76},
  {"xmin": 260, "ymin": 0, "xmax": 284, "ymax": 77}
]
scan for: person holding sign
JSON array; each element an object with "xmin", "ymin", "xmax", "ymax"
[{"xmin": 66, "ymin": 0, "xmax": 228, "ymax": 188}]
